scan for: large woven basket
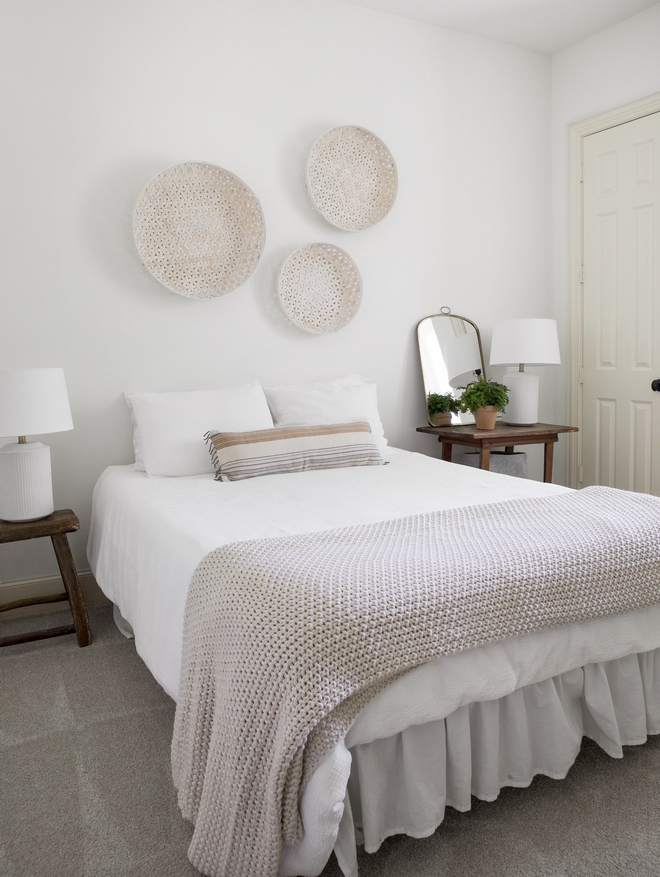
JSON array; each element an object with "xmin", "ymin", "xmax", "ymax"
[
  {"xmin": 305, "ymin": 126, "xmax": 397, "ymax": 231},
  {"xmin": 277, "ymin": 243, "xmax": 362, "ymax": 334},
  {"xmin": 133, "ymin": 162, "xmax": 266, "ymax": 299}
]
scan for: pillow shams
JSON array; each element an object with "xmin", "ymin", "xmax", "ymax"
[
  {"xmin": 206, "ymin": 422, "xmax": 386, "ymax": 482},
  {"xmin": 264, "ymin": 374, "xmax": 390, "ymax": 458},
  {"xmin": 125, "ymin": 382, "xmax": 274, "ymax": 477}
]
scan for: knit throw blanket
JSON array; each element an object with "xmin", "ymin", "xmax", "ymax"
[{"xmin": 172, "ymin": 486, "xmax": 660, "ymax": 877}]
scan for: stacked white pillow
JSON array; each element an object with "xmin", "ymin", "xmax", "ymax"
[
  {"xmin": 264, "ymin": 374, "xmax": 390, "ymax": 459},
  {"xmin": 125, "ymin": 374, "xmax": 390, "ymax": 477},
  {"xmin": 125, "ymin": 382, "xmax": 274, "ymax": 476}
]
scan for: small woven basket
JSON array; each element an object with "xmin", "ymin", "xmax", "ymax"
[
  {"xmin": 306, "ymin": 126, "xmax": 397, "ymax": 231},
  {"xmin": 277, "ymin": 243, "xmax": 362, "ymax": 334}
]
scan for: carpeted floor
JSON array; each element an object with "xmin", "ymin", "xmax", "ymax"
[{"xmin": 2, "ymin": 606, "xmax": 660, "ymax": 877}]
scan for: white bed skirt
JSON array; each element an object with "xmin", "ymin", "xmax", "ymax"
[{"xmin": 327, "ymin": 648, "xmax": 660, "ymax": 877}]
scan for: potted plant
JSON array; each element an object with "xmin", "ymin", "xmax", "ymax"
[
  {"xmin": 426, "ymin": 392, "xmax": 458, "ymax": 427},
  {"xmin": 458, "ymin": 376, "xmax": 509, "ymax": 430}
]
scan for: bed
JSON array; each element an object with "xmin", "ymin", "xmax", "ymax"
[{"xmin": 87, "ymin": 377, "xmax": 660, "ymax": 877}]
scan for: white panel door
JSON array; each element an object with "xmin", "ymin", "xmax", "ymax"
[{"xmin": 582, "ymin": 112, "xmax": 660, "ymax": 493}]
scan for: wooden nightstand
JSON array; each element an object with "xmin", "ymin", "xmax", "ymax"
[
  {"xmin": 0, "ymin": 509, "xmax": 92, "ymax": 648},
  {"xmin": 416, "ymin": 422, "xmax": 578, "ymax": 483}
]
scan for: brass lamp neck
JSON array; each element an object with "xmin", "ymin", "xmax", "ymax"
[
  {"xmin": 18, "ymin": 436, "xmax": 27, "ymax": 444},
  {"xmin": 518, "ymin": 363, "xmax": 525, "ymax": 372}
]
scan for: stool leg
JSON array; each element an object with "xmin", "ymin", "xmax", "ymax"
[{"xmin": 51, "ymin": 533, "xmax": 92, "ymax": 647}]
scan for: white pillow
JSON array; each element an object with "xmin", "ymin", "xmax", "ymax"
[
  {"xmin": 125, "ymin": 382, "xmax": 274, "ymax": 476},
  {"xmin": 264, "ymin": 374, "xmax": 390, "ymax": 458}
]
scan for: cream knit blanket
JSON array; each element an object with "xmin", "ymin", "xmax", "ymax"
[{"xmin": 172, "ymin": 486, "xmax": 660, "ymax": 877}]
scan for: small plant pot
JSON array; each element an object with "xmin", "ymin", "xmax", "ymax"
[
  {"xmin": 430, "ymin": 411, "xmax": 452, "ymax": 427},
  {"xmin": 473, "ymin": 406, "xmax": 497, "ymax": 430}
]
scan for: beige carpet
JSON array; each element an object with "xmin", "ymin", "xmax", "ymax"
[{"xmin": 1, "ymin": 606, "xmax": 660, "ymax": 877}]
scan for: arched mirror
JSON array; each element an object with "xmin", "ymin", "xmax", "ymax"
[{"xmin": 417, "ymin": 309, "xmax": 486, "ymax": 426}]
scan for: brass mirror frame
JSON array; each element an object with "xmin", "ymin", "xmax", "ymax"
[{"xmin": 416, "ymin": 310, "xmax": 487, "ymax": 426}]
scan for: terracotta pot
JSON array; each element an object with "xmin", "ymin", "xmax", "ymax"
[
  {"xmin": 473, "ymin": 406, "xmax": 497, "ymax": 430},
  {"xmin": 430, "ymin": 411, "xmax": 452, "ymax": 427}
]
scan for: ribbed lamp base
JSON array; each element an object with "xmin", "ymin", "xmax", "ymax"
[
  {"xmin": 0, "ymin": 441, "xmax": 55, "ymax": 522},
  {"xmin": 502, "ymin": 372, "xmax": 540, "ymax": 425}
]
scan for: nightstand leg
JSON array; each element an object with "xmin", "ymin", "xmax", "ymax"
[
  {"xmin": 543, "ymin": 442, "xmax": 555, "ymax": 483},
  {"xmin": 441, "ymin": 442, "xmax": 453, "ymax": 462},
  {"xmin": 51, "ymin": 534, "xmax": 92, "ymax": 647},
  {"xmin": 479, "ymin": 447, "xmax": 491, "ymax": 470}
]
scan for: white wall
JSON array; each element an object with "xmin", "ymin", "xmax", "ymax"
[
  {"xmin": 551, "ymin": 3, "xmax": 660, "ymax": 482},
  {"xmin": 0, "ymin": 0, "xmax": 551, "ymax": 581}
]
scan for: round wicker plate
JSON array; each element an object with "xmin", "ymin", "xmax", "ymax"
[
  {"xmin": 305, "ymin": 126, "xmax": 397, "ymax": 231},
  {"xmin": 133, "ymin": 162, "xmax": 266, "ymax": 299},
  {"xmin": 277, "ymin": 243, "xmax": 362, "ymax": 334}
]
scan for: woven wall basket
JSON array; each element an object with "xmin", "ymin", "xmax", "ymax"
[
  {"xmin": 133, "ymin": 162, "xmax": 266, "ymax": 299},
  {"xmin": 305, "ymin": 126, "xmax": 397, "ymax": 231},
  {"xmin": 277, "ymin": 243, "xmax": 362, "ymax": 334}
]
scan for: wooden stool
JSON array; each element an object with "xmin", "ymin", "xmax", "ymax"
[{"xmin": 0, "ymin": 509, "xmax": 92, "ymax": 648}]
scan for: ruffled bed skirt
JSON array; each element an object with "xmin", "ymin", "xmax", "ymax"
[{"xmin": 334, "ymin": 648, "xmax": 660, "ymax": 875}]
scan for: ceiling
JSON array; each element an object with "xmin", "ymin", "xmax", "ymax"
[{"xmin": 339, "ymin": 0, "xmax": 660, "ymax": 54}]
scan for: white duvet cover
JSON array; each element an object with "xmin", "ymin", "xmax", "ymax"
[{"xmin": 87, "ymin": 451, "xmax": 660, "ymax": 876}]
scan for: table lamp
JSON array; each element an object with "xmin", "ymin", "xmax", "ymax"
[
  {"xmin": 0, "ymin": 368, "xmax": 73, "ymax": 522},
  {"xmin": 489, "ymin": 319, "xmax": 560, "ymax": 425}
]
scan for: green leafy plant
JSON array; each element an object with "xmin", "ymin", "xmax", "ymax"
[
  {"xmin": 458, "ymin": 376, "xmax": 509, "ymax": 413},
  {"xmin": 426, "ymin": 392, "xmax": 459, "ymax": 416}
]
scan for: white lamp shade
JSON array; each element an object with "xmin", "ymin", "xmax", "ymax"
[
  {"xmin": 0, "ymin": 368, "xmax": 73, "ymax": 437},
  {"xmin": 489, "ymin": 319, "xmax": 561, "ymax": 366}
]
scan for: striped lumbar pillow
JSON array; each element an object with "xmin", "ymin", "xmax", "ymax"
[{"xmin": 205, "ymin": 422, "xmax": 385, "ymax": 482}]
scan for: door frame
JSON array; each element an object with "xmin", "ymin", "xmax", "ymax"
[{"xmin": 567, "ymin": 92, "xmax": 660, "ymax": 488}]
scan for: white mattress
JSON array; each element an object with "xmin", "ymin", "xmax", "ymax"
[{"xmin": 87, "ymin": 450, "xmax": 660, "ymax": 876}]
